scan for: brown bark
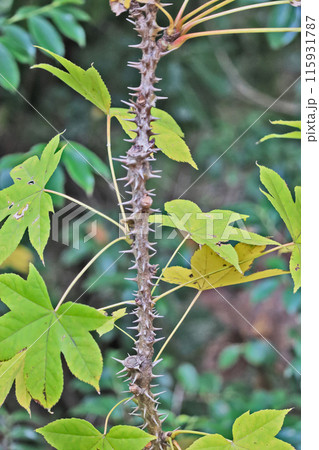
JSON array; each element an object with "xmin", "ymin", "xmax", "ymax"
[{"xmin": 114, "ymin": 1, "xmax": 176, "ymax": 448}]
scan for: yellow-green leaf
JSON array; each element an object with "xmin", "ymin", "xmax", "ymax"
[
  {"xmin": 97, "ymin": 308, "xmax": 127, "ymax": 337},
  {"xmin": 151, "ymin": 199, "xmax": 278, "ymax": 272},
  {"xmin": 289, "ymin": 244, "xmax": 301, "ymax": 293},
  {"xmin": 162, "ymin": 243, "xmax": 288, "ymax": 291},
  {"xmin": 187, "ymin": 409, "xmax": 293, "ymax": 449},
  {"xmin": 0, "ymin": 350, "xmax": 31, "ymax": 414},
  {"xmin": 32, "ymin": 47, "xmax": 111, "ymax": 114},
  {"xmin": 110, "ymin": 107, "xmax": 197, "ymax": 169},
  {"xmin": 259, "ymin": 120, "xmax": 301, "ymax": 143}
]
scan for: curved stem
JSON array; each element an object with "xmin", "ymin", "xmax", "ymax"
[
  {"xmin": 171, "ymin": 430, "xmax": 210, "ymax": 439},
  {"xmin": 156, "ymin": 3, "xmax": 174, "ymax": 30},
  {"xmin": 181, "ymin": 0, "xmax": 222, "ymax": 25},
  {"xmin": 44, "ymin": 189, "xmax": 125, "ymax": 232},
  {"xmin": 104, "ymin": 397, "xmax": 131, "ymax": 434},
  {"xmin": 107, "ymin": 115, "xmax": 128, "ymax": 232},
  {"xmin": 182, "ymin": 1, "xmax": 290, "ymax": 34},
  {"xmin": 151, "ymin": 233, "xmax": 190, "ymax": 295},
  {"xmin": 175, "ymin": 0, "xmax": 191, "ymax": 27},
  {"xmin": 154, "ymin": 290, "xmax": 202, "ymax": 362},
  {"xmin": 114, "ymin": 324, "xmax": 136, "ymax": 342},
  {"xmin": 173, "ymin": 27, "xmax": 301, "ymax": 48},
  {"xmin": 184, "ymin": 0, "xmax": 235, "ymax": 25},
  {"xmin": 153, "ymin": 242, "xmax": 293, "ymax": 303},
  {"xmin": 172, "ymin": 441, "xmax": 182, "ymax": 450},
  {"xmin": 259, "ymin": 241, "xmax": 294, "ymax": 256},
  {"xmin": 55, "ymin": 237, "xmax": 127, "ymax": 311},
  {"xmin": 98, "ymin": 300, "xmax": 135, "ymax": 311}
]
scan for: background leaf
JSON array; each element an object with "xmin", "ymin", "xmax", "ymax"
[
  {"xmin": 28, "ymin": 16, "xmax": 65, "ymax": 55},
  {"xmin": 0, "ymin": 42, "xmax": 20, "ymax": 91},
  {"xmin": 0, "ymin": 25, "xmax": 35, "ymax": 64}
]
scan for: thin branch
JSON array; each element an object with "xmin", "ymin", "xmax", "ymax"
[
  {"xmin": 171, "ymin": 430, "xmax": 210, "ymax": 439},
  {"xmin": 182, "ymin": 0, "xmax": 235, "ymax": 28},
  {"xmin": 114, "ymin": 324, "xmax": 136, "ymax": 342},
  {"xmin": 180, "ymin": 0, "xmax": 223, "ymax": 25},
  {"xmin": 107, "ymin": 115, "xmax": 128, "ymax": 232},
  {"xmin": 151, "ymin": 233, "xmax": 190, "ymax": 295},
  {"xmin": 182, "ymin": 1, "xmax": 290, "ymax": 33},
  {"xmin": 156, "ymin": 2, "xmax": 175, "ymax": 29},
  {"xmin": 174, "ymin": 0, "xmax": 191, "ymax": 27},
  {"xmin": 55, "ymin": 237, "xmax": 127, "ymax": 311},
  {"xmin": 98, "ymin": 300, "xmax": 135, "ymax": 311},
  {"xmin": 154, "ymin": 290, "xmax": 202, "ymax": 362},
  {"xmin": 172, "ymin": 441, "xmax": 182, "ymax": 450},
  {"xmin": 44, "ymin": 189, "xmax": 125, "ymax": 232},
  {"xmin": 173, "ymin": 27, "xmax": 301, "ymax": 48},
  {"xmin": 104, "ymin": 397, "xmax": 131, "ymax": 434}
]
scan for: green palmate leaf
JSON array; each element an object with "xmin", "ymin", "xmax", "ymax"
[
  {"xmin": 259, "ymin": 120, "xmax": 301, "ymax": 143},
  {"xmin": 150, "ymin": 199, "xmax": 277, "ymax": 272},
  {"xmin": 0, "ymin": 134, "xmax": 63, "ymax": 264},
  {"xmin": 110, "ymin": 107, "xmax": 197, "ymax": 169},
  {"xmin": 163, "ymin": 243, "xmax": 287, "ymax": 291},
  {"xmin": 0, "ymin": 350, "xmax": 31, "ymax": 414},
  {"xmin": 32, "ymin": 48, "xmax": 111, "ymax": 114},
  {"xmin": 37, "ymin": 419, "xmax": 155, "ymax": 450},
  {"xmin": 13, "ymin": 140, "xmax": 110, "ymax": 194},
  {"xmin": 0, "ymin": 42, "xmax": 20, "ymax": 91},
  {"xmin": 0, "ymin": 265, "xmax": 107, "ymax": 410},
  {"xmin": 187, "ymin": 409, "xmax": 293, "ymax": 449},
  {"xmin": 97, "ymin": 308, "xmax": 127, "ymax": 336},
  {"xmin": 28, "ymin": 16, "xmax": 65, "ymax": 55},
  {"xmin": 0, "ymin": 25, "xmax": 36, "ymax": 64},
  {"xmin": 259, "ymin": 165, "xmax": 301, "ymax": 292}
]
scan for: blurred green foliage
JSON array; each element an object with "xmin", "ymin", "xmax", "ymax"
[{"xmin": 0, "ymin": 0, "xmax": 300, "ymax": 449}]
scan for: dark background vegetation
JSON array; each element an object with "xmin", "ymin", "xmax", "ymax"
[{"xmin": 0, "ymin": 1, "xmax": 300, "ymax": 448}]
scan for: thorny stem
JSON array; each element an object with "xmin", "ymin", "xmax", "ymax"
[
  {"xmin": 107, "ymin": 115, "xmax": 128, "ymax": 232},
  {"xmin": 151, "ymin": 233, "xmax": 190, "ymax": 295},
  {"xmin": 112, "ymin": 1, "xmax": 173, "ymax": 448},
  {"xmin": 44, "ymin": 189, "xmax": 125, "ymax": 232},
  {"xmin": 104, "ymin": 397, "xmax": 131, "ymax": 434},
  {"xmin": 54, "ymin": 237, "xmax": 127, "ymax": 311},
  {"xmin": 181, "ymin": 0, "xmax": 291, "ymax": 33},
  {"xmin": 154, "ymin": 290, "xmax": 202, "ymax": 362}
]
